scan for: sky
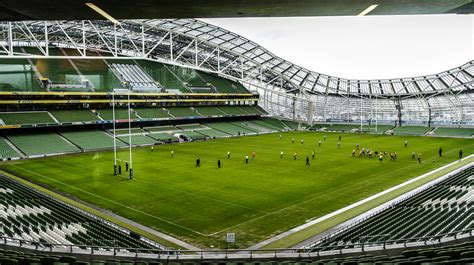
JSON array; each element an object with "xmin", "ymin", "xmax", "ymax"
[{"xmin": 202, "ymin": 15, "xmax": 473, "ymax": 80}]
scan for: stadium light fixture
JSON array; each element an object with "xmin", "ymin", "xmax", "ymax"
[
  {"xmin": 358, "ymin": 4, "xmax": 378, "ymax": 16},
  {"xmin": 85, "ymin": 3, "xmax": 121, "ymax": 25}
]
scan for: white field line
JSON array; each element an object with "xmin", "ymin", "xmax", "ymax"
[
  {"xmin": 8, "ymin": 163, "xmax": 206, "ymax": 236},
  {"xmin": 50, "ymin": 158, "xmax": 271, "ymax": 216},
  {"xmin": 209, "ymin": 147, "xmax": 469, "ymax": 237},
  {"xmin": 247, "ymin": 154, "xmax": 474, "ymax": 250}
]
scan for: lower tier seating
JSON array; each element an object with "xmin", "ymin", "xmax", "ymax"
[
  {"xmin": 0, "ymin": 175, "xmax": 159, "ymax": 251},
  {"xmin": 434, "ymin": 127, "xmax": 474, "ymax": 137},
  {"xmin": 117, "ymin": 135, "xmax": 157, "ymax": 146},
  {"xmin": 316, "ymin": 166, "xmax": 473, "ymax": 250},
  {"xmin": 359, "ymin": 125, "xmax": 394, "ymax": 134},
  {"xmin": 7, "ymin": 133, "xmax": 79, "ymax": 156},
  {"xmin": 61, "ymin": 130, "xmax": 127, "ymax": 150},
  {"xmin": 392, "ymin": 126, "xmax": 433, "ymax": 135},
  {"xmin": 0, "ymin": 138, "xmax": 19, "ymax": 159}
]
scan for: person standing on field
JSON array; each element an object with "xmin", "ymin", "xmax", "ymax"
[
  {"xmin": 312, "ymin": 150, "xmax": 315, "ymax": 159},
  {"xmin": 227, "ymin": 151, "xmax": 231, "ymax": 159},
  {"xmin": 171, "ymin": 150, "xmax": 174, "ymax": 157},
  {"xmin": 439, "ymin": 147, "xmax": 442, "ymax": 157},
  {"xmin": 196, "ymin": 157, "xmax": 200, "ymax": 167},
  {"xmin": 245, "ymin": 155, "xmax": 249, "ymax": 164},
  {"xmin": 118, "ymin": 164, "xmax": 122, "ymax": 175},
  {"xmin": 125, "ymin": 162, "xmax": 129, "ymax": 172},
  {"xmin": 217, "ymin": 159, "xmax": 221, "ymax": 168},
  {"xmin": 280, "ymin": 151, "xmax": 284, "ymax": 159},
  {"xmin": 306, "ymin": 156, "xmax": 310, "ymax": 166},
  {"xmin": 459, "ymin": 149, "xmax": 463, "ymax": 159},
  {"xmin": 318, "ymin": 140, "xmax": 322, "ymax": 147},
  {"xmin": 404, "ymin": 140, "xmax": 408, "ymax": 148}
]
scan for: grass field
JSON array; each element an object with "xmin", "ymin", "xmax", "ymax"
[{"xmin": 1, "ymin": 131, "xmax": 472, "ymax": 249}]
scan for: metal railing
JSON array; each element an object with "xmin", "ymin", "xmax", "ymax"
[{"xmin": 1, "ymin": 229, "xmax": 472, "ymax": 260}]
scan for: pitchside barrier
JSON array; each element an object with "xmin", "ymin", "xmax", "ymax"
[{"xmin": 1, "ymin": 229, "xmax": 473, "ymax": 261}]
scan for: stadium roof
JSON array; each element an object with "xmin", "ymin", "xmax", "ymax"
[
  {"xmin": 0, "ymin": 0, "xmax": 472, "ymax": 20},
  {"xmin": 0, "ymin": 19, "xmax": 472, "ymax": 99}
]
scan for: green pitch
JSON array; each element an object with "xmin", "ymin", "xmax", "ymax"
[{"xmin": 1, "ymin": 131, "xmax": 472, "ymax": 248}]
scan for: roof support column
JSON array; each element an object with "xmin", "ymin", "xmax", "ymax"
[
  {"xmin": 44, "ymin": 21, "xmax": 49, "ymax": 56},
  {"xmin": 395, "ymin": 98, "xmax": 402, "ymax": 127},
  {"xmin": 169, "ymin": 32, "xmax": 173, "ymax": 61},
  {"xmin": 82, "ymin": 21, "xmax": 86, "ymax": 56},
  {"xmin": 141, "ymin": 25, "xmax": 145, "ymax": 56},
  {"xmin": 8, "ymin": 22, "xmax": 13, "ymax": 56}
]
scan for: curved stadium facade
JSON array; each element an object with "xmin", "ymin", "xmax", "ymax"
[{"xmin": 0, "ymin": 19, "xmax": 472, "ymax": 126}]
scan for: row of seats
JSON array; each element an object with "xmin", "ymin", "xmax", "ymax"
[
  {"xmin": 432, "ymin": 127, "xmax": 474, "ymax": 137},
  {"xmin": 1, "ymin": 119, "xmax": 291, "ymax": 157},
  {"xmin": 111, "ymin": 64, "xmax": 160, "ymax": 91},
  {"xmin": 0, "ymin": 175, "xmax": 159, "ymax": 252},
  {"xmin": 0, "ymin": 106, "xmax": 266, "ymax": 126},
  {"xmin": 138, "ymin": 60, "xmax": 249, "ymax": 94},
  {"xmin": 315, "ymin": 166, "xmax": 473, "ymax": 250},
  {"xmin": 311, "ymin": 123, "xmax": 474, "ymax": 137},
  {"xmin": 392, "ymin": 126, "xmax": 434, "ymax": 136}
]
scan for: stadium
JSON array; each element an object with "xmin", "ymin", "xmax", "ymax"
[{"xmin": 0, "ymin": 2, "xmax": 473, "ymax": 265}]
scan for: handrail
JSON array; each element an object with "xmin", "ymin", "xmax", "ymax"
[{"xmin": 1, "ymin": 229, "xmax": 472, "ymax": 258}]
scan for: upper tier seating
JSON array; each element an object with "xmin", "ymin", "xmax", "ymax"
[
  {"xmin": 0, "ymin": 112, "xmax": 56, "ymax": 125},
  {"xmin": 7, "ymin": 133, "xmax": 79, "ymax": 156},
  {"xmin": 167, "ymin": 107, "xmax": 199, "ymax": 118},
  {"xmin": 194, "ymin": 106, "xmax": 226, "ymax": 116},
  {"xmin": 111, "ymin": 63, "xmax": 160, "ymax": 92},
  {"xmin": 317, "ymin": 166, "xmax": 473, "ymax": 249},
  {"xmin": 51, "ymin": 110, "xmax": 101, "ymax": 123},
  {"xmin": 95, "ymin": 109, "xmax": 139, "ymax": 121},
  {"xmin": 0, "ymin": 175, "xmax": 158, "ymax": 250},
  {"xmin": 0, "ymin": 105, "xmax": 264, "ymax": 127},
  {"xmin": 134, "ymin": 108, "xmax": 171, "ymax": 119}
]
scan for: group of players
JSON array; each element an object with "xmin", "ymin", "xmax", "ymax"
[{"xmin": 150, "ymin": 134, "xmax": 466, "ymax": 169}]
